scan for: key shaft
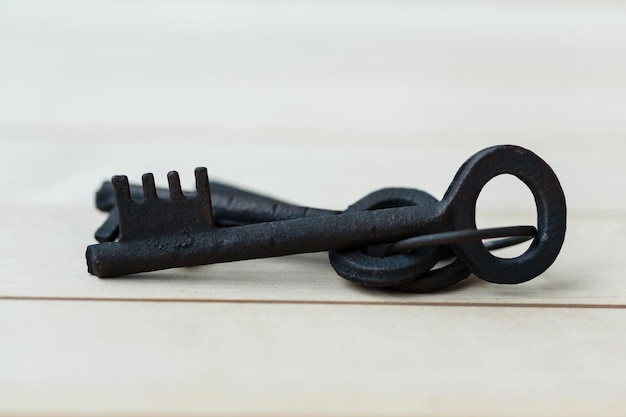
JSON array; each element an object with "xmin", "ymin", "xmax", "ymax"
[{"xmin": 87, "ymin": 205, "xmax": 445, "ymax": 278}]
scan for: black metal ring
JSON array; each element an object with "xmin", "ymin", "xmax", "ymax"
[
  {"xmin": 329, "ymin": 188, "xmax": 445, "ymax": 287},
  {"xmin": 392, "ymin": 258, "xmax": 471, "ymax": 293},
  {"xmin": 385, "ymin": 225, "xmax": 536, "ymax": 255},
  {"xmin": 389, "ymin": 226, "xmax": 536, "ymax": 293}
]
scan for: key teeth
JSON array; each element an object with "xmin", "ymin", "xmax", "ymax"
[
  {"xmin": 167, "ymin": 171, "xmax": 184, "ymax": 199},
  {"xmin": 112, "ymin": 175, "xmax": 131, "ymax": 203},
  {"xmin": 142, "ymin": 173, "xmax": 158, "ymax": 201},
  {"xmin": 115, "ymin": 169, "xmax": 216, "ymax": 242},
  {"xmin": 195, "ymin": 167, "xmax": 210, "ymax": 198}
]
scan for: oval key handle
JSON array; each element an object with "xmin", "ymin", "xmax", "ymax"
[{"xmin": 442, "ymin": 145, "xmax": 567, "ymax": 284}]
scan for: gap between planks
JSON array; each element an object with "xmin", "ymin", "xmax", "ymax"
[{"xmin": 1, "ymin": 296, "xmax": 625, "ymax": 310}]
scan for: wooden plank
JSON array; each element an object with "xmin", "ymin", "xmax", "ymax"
[
  {"xmin": 1, "ymin": 300, "xmax": 624, "ymax": 417},
  {"xmin": 1, "ymin": 135, "xmax": 623, "ymax": 214},
  {"xmin": 1, "ymin": 134, "xmax": 624, "ymax": 305},
  {"xmin": 0, "ymin": 203, "xmax": 623, "ymax": 305},
  {"xmin": 1, "ymin": 1, "xmax": 625, "ymax": 135}
]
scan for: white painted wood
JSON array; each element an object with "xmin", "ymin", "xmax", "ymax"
[
  {"xmin": 0, "ymin": 135, "xmax": 624, "ymax": 213},
  {"xmin": 0, "ymin": 205, "xmax": 623, "ymax": 306},
  {"xmin": 1, "ymin": 1, "xmax": 625, "ymax": 415},
  {"xmin": 1, "ymin": 1, "xmax": 625, "ymax": 135},
  {"xmin": 1, "ymin": 301, "xmax": 624, "ymax": 417}
]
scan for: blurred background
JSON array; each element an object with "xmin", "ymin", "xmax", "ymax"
[{"xmin": 1, "ymin": 0, "xmax": 624, "ymax": 212}]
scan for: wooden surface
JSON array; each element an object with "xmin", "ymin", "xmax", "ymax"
[{"xmin": 1, "ymin": 1, "xmax": 626, "ymax": 416}]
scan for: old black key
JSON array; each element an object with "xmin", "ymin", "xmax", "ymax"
[
  {"xmin": 86, "ymin": 145, "xmax": 566, "ymax": 290},
  {"xmin": 92, "ymin": 168, "xmax": 536, "ymax": 293}
]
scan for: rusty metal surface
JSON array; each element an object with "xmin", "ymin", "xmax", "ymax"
[{"xmin": 86, "ymin": 145, "xmax": 567, "ymax": 292}]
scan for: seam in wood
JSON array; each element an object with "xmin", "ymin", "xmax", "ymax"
[{"xmin": 0, "ymin": 296, "xmax": 625, "ymax": 309}]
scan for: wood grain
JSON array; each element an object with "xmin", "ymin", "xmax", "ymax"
[
  {"xmin": 1, "ymin": 0, "xmax": 625, "ymax": 415},
  {"xmin": 0, "ymin": 205, "xmax": 624, "ymax": 306},
  {"xmin": 1, "ymin": 301, "xmax": 625, "ymax": 417}
]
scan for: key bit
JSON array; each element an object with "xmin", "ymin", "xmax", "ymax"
[
  {"xmin": 115, "ymin": 168, "xmax": 215, "ymax": 242},
  {"xmin": 94, "ymin": 176, "xmax": 336, "ymax": 243}
]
